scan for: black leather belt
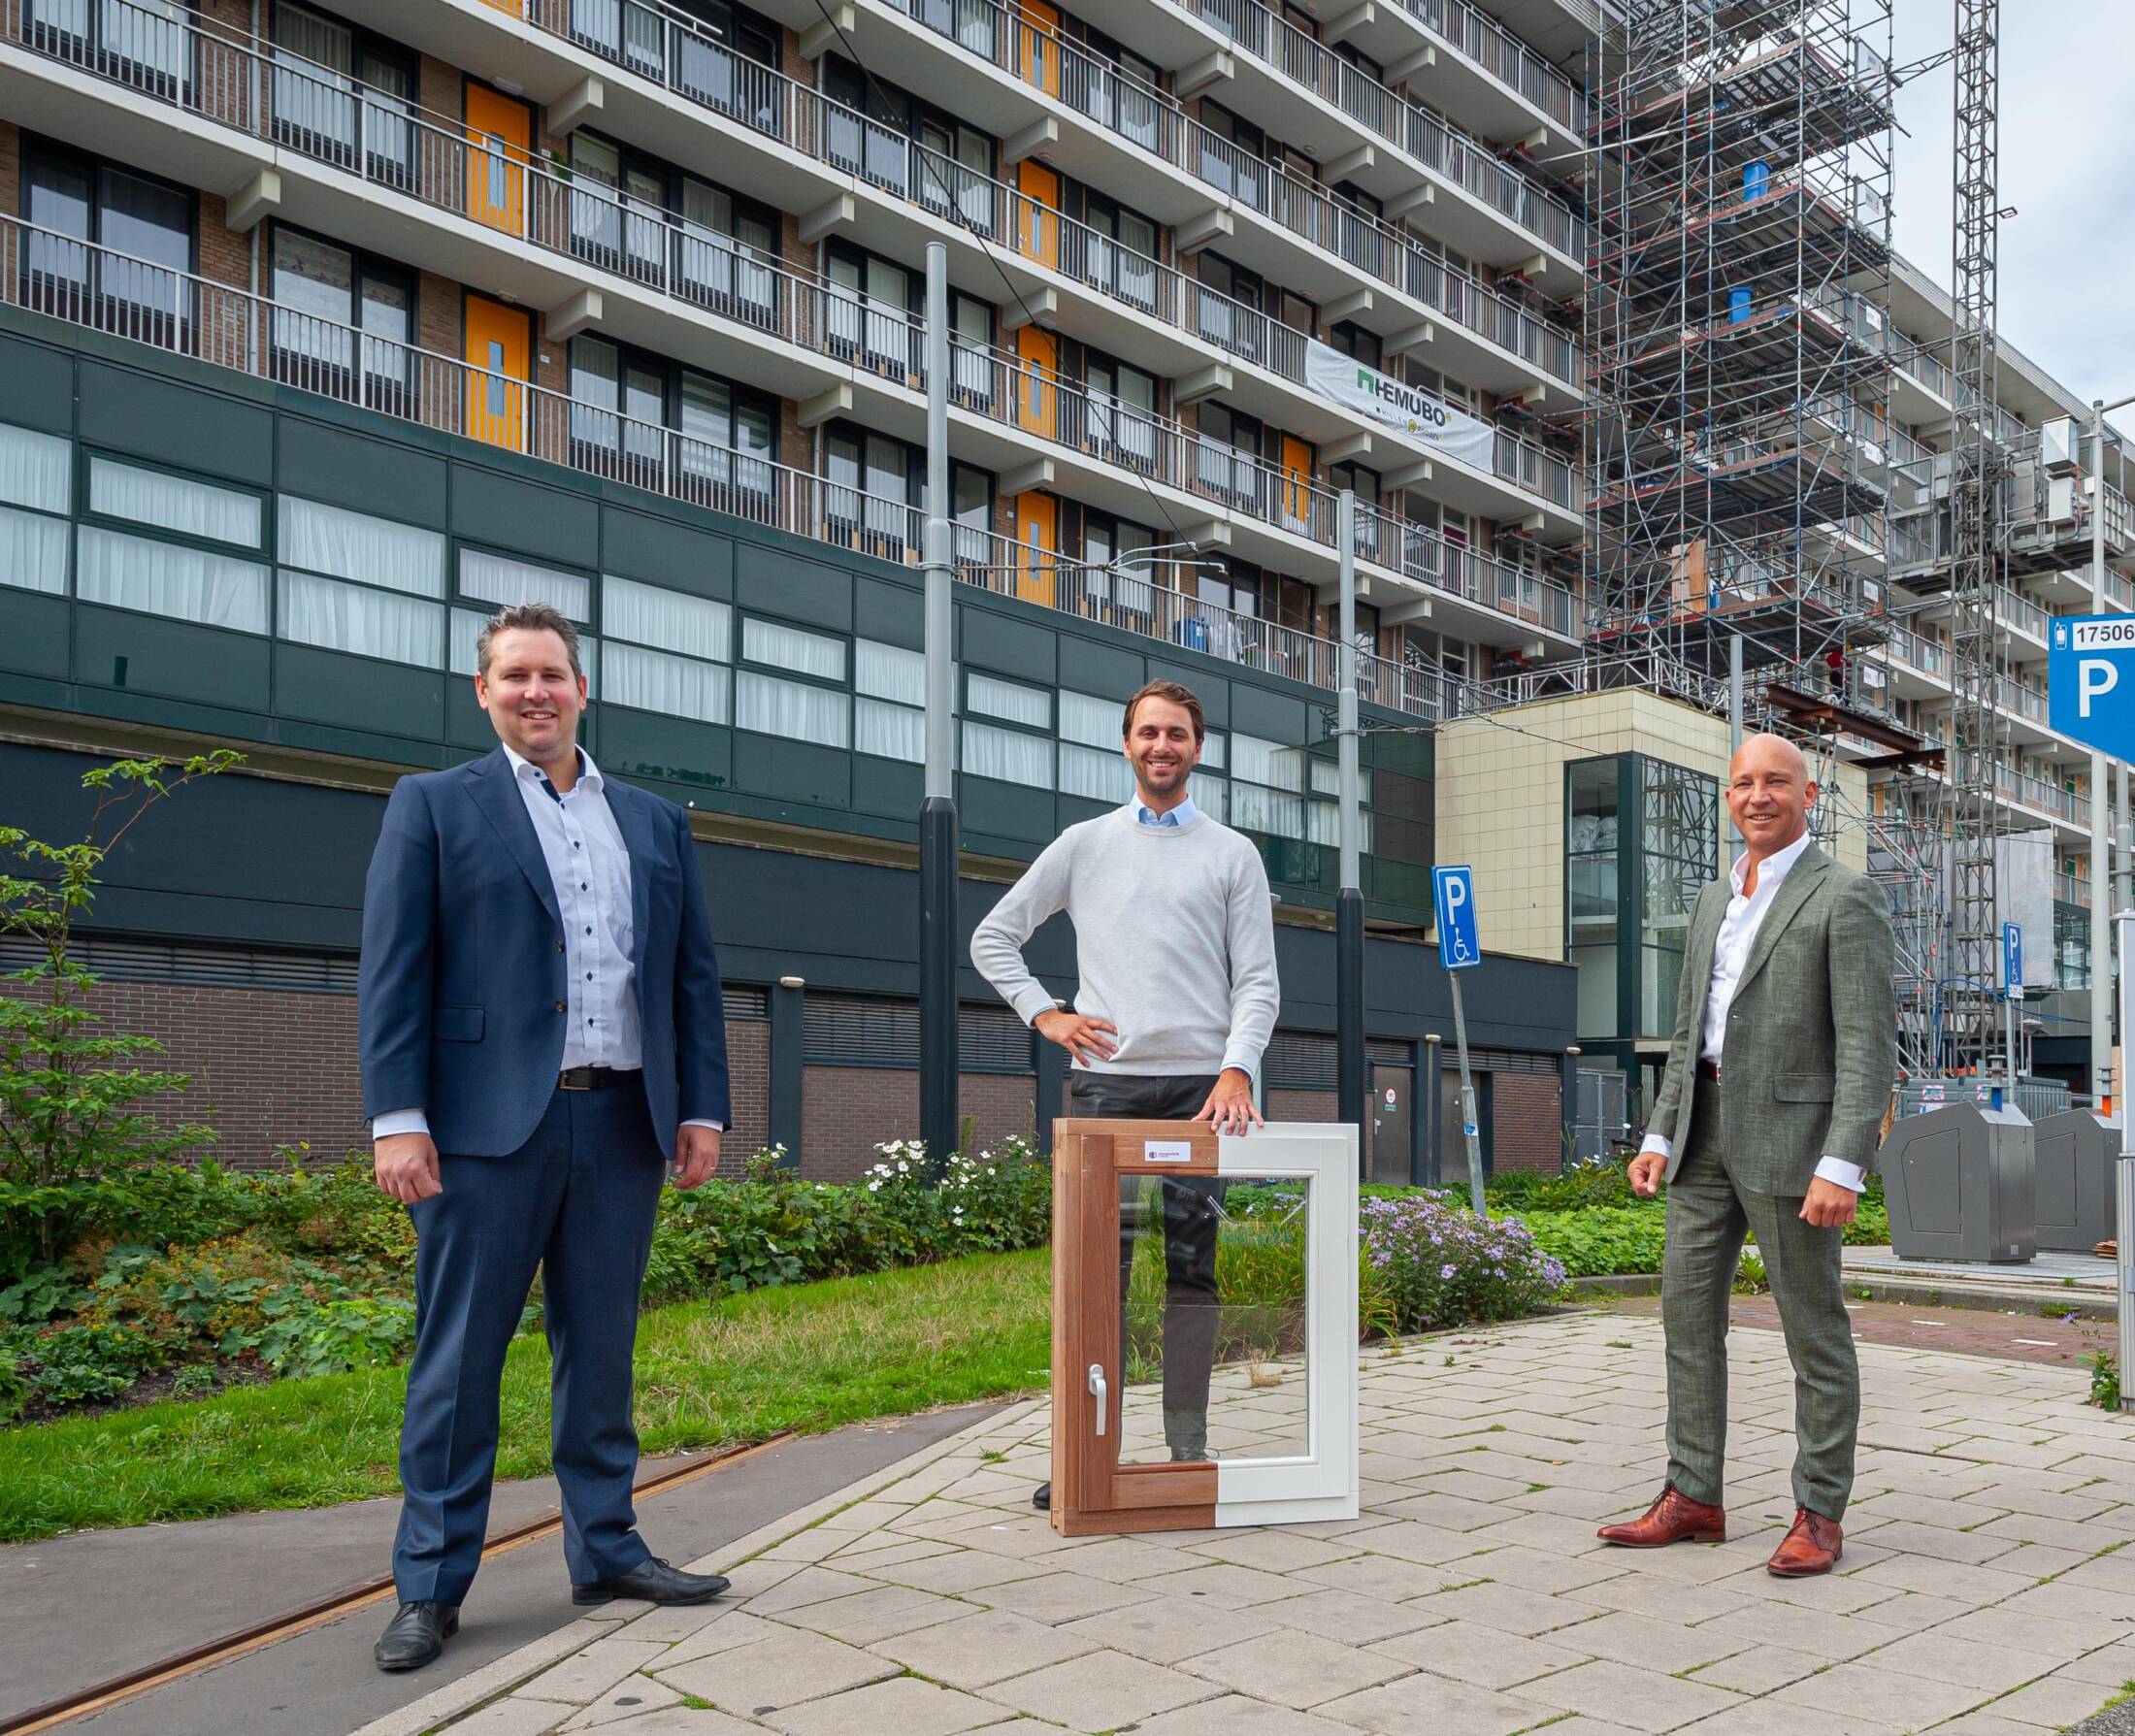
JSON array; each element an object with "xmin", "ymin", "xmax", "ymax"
[
  {"xmin": 1696, "ymin": 1059, "xmax": 1722, "ymax": 1083},
  {"xmin": 559, "ymin": 1065, "xmax": 638, "ymax": 1092}
]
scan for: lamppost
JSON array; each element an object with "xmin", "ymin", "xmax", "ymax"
[{"xmin": 2089, "ymin": 393, "xmax": 2135, "ymax": 1110}]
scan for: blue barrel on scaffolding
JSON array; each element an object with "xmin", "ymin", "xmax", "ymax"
[
  {"xmin": 1728, "ymin": 285, "xmax": 1754, "ymax": 324},
  {"xmin": 1744, "ymin": 159, "xmax": 1770, "ymax": 201}
]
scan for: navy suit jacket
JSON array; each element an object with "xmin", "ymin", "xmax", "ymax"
[{"xmin": 358, "ymin": 745, "xmax": 730, "ymax": 1159}]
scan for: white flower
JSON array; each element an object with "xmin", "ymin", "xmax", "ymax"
[
  {"xmin": 897, "ymin": 1161, "xmax": 909, "ymax": 1172},
  {"xmin": 868, "ymin": 1181, "xmax": 881, "ymax": 1192}
]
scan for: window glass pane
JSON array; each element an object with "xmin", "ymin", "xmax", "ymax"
[
  {"xmin": 459, "ymin": 548, "xmax": 591, "ymax": 619},
  {"xmin": 1059, "ymin": 689, "xmax": 1120, "ymax": 749},
  {"xmin": 1196, "ymin": 775, "xmax": 1227, "ymax": 823},
  {"xmin": 856, "ymin": 696, "xmax": 924, "ymax": 762},
  {"xmin": 572, "ymin": 335, "xmax": 620, "ymax": 409},
  {"xmin": 964, "ymin": 720, "xmax": 1053, "ymax": 787},
  {"xmin": 279, "ymin": 569, "xmax": 443, "ymax": 665},
  {"xmin": 1200, "ymin": 731, "xmax": 1226, "ymax": 770},
  {"xmin": 100, "ymin": 167, "xmax": 190, "ymax": 276},
  {"xmin": 742, "ymin": 616, "xmax": 844, "ymax": 681},
  {"xmin": 604, "ymin": 575, "xmax": 731, "ymax": 662},
  {"xmin": 25, "ymin": 150, "xmax": 92, "ymax": 242},
  {"xmin": 678, "ymin": 371, "xmax": 731, "ymax": 446},
  {"xmin": 572, "ymin": 132, "xmax": 621, "ymax": 185},
  {"xmin": 77, "ymin": 526, "xmax": 270, "ymax": 633},
  {"xmin": 449, "ymin": 606, "xmax": 485, "ymax": 675},
  {"xmin": 0, "ymin": 506, "xmax": 70, "ymax": 595},
  {"xmin": 278, "ymin": 496, "xmax": 444, "ymax": 597},
  {"xmin": 1060, "ymin": 740, "xmax": 1133, "ymax": 803},
  {"xmin": 90, "ymin": 458, "xmax": 263, "ymax": 547},
  {"xmin": 0, "ymin": 424, "xmax": 72, "ymax": 514},
  {"xmin": 856, "ymin": 638, "xmax": 924, "ymax": 704},
  {"xmin": 736, "ymin": 670, "xmax": 850, "ymax": 746},
  {"xmin": 969, "ymin": 671, "xmax": 1050, "ymax": 728},
  {"xmin": 1229, "ymin": 782, "xmax": 1302, "ymax": 838},
  {"xmin": 360, "ymin": 273, "xmax": 411, "ymax": 344},
  {"xmin": 1310, "ymin": 758, "xmax": 1338, "ymax": 796},
  {"xmin": 605, "ymin": 641, "xmax": 730, "ymax": 724},
  {"xmin": 273, "ymin": 226, "xmax": 352, "ymax": 324},
  {"xmin": 1232, "ymin": 734, "xmax": 1301, "ymax": 792}
]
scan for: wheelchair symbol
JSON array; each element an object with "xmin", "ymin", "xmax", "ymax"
[{"xmin": 1450, "ymin": 933, "xmax": 1475, "ymax": 965}]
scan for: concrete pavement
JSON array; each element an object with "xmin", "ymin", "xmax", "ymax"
[{"xmin": 383, "ymin": 1311, "xmax": 2135, "ymax": 1736}]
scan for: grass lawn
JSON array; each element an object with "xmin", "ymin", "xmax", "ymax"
[{"xmin": 0, "ymin": 1249, "xmax": 1051, "ymax": 1545}]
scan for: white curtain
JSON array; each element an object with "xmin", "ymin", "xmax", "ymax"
[
  {"xmin": 606, "ymin": 575, "xmax": 730, "ymax": 663},
  {"xmin": 90, "ymin": 458, "xmax": 262, "ymax": 549},
  {"xmin": 964, "ymin": 721, "xmax": 1052, "ymax": 788},
  {"xmin": 969, "ymin": 671, "xmax": 1050, "ymax": 730},
  {"xmin": 279, "ymin": 570, "xmax": 443, "ymax": 666},
  {"xmin": 77, "ymin": 527, "xmax": 270, "ymax": 633},
  {"xmin": 279, "ymin": 496, "xmax": 444, "ymax": 598},
  {"xmin": 1057, "ymin": 689, "xmax": 1119, "ymax": 751},
  {"xmin": 1059, "ymin": 741, "xmax": 1131, "ymax": 803},
  {"xmin": 736, "ymin": 671, "xmax": 849, "ymax": 747},
  {"xmin": 856, "ymin": 697, "xmax": 924, "ymax": 763},
  {"xmin": 459, "ymin": 548, "xmax": 591, "ymax": 620},
  {"xmin": 448, "ymin": 606, "xmax": 485, "ymax": 676},
  {"xmin": 1231, "ymin": 733, "xmax": 1302, "ymax": 793},
  {"xmin": 0, "ymin": 507, "xmax": 69, "ymax": 596},
  {"xmin": 1199, "ymin": 731, "xmax": 1227, "ymax": 770},
  {"xmin": 1230, "ymin": 783, "xmax": 1303, "ymax": 839},
  {"xmin": 855, "ymin": 638, "xmax": 923, "ymax": 705},
  {"xmin": 742, "ymin": 616, "xmax": 844, "ymax": 682},
  {"xmin": 1196, "ymin": 775, "xmax": 1227, "ymax": 822},
  {"xmin": 605, "ymin": 641, "xmax": 730, "ymax": 724},
  {"xmin": 0, "ymin": 424, "xmax": 71, "ymax": 515}
]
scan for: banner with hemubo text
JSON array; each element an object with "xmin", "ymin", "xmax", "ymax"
[{"xmin": 1305, "ymin": 340, "xmax": 1495, "ymax": 471}]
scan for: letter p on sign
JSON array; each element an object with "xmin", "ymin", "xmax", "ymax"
[{"xmin": 2082, "ymin": 657, "xmax": 2120, "ymax": 718}]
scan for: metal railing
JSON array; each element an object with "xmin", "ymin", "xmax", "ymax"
[
  {"xmin": 2, "ymin": 0, "xmax": 1582, "ymax": 517},
  {"xmin": 1, "ymin": 215, "xmax": 1551, "ymax": 716}
]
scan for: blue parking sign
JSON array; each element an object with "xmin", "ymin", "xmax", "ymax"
[
  {"xmin": 1433, "ymin": 866, "xmax": 1479, "ymax": 971},
  {"xmin": 2049, "ymin": 615, "xmax": 2135, "ymax": 761},
  {"xmin": 2003, "ymin": 923, "xmax": 2022, "ymax": 994}
]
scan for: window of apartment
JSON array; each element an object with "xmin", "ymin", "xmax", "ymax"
[
  {"xmin": 823, "ymin": 58, "xmax": 994, "ymax": 227},
  {"xmin": 568, "ymin": 335, "xmax": 775, "ymax": 502},
  {"xmin": 1079, "ymin": 30, "xmax": 1163, "ymax": 149},
  {"xmin": 1197, "ymin": 102, "xmax": 1266, "ymax": 207},
  {"xmin": 21, "ymin": 140, "xmax": 193, "ymax": 333},
  {"xmin": 75, "ymin": 456, "xmax": 270, "ymax": 636},
  {"xmin": 270, "ymin": 2, "xmax": 415, "ymax": 182},
  {"xmin": 0, "ymin": 423, "xmax": 73, "ymax": 597},
  {"xmin": 268, "ymin": 223, "xmax": 415, "ymax": 404},
  {"xmin": 964, "ymin": 671, "xmax": 1053, "ymax": 788},
  {"xmin": 1330, "ymin": 321, "xmax": 1381, "ymax": 370},
  {"xmin": 824, "ymin": 423, "xmax": 991, "ymax": 564},
  {"xmin": 24, "ymin": 0, "xmax": 190, "ymax": 94},
  {"xmin": 459, "ymin": 547, "xmax": 592, "ymax": 621},
  {"xmin": 603, "ymin": 575, "xmax": 732, "ymax": 724},
  {"xmin": 736, "ymin": 616, "xmax": 849, "ymax": 747},
  {"xmin": 1082, "ymin": 190, "xmax": 1159, "ymax": 311},
  {"xmin": 566, "ymin": 129, "xmax": 673, "ymax": 280},
  {"xmin": 825, "ymin": 242, "xmax": 918, "ymax": 374},
  {"xmin": 1196, "ymin": 403, "xmax": 1265, "ymax": 507},
  {"xmin": 855, "ymin": 638, "xmax": 926, "ymax": 762},
  {"xmin": 1230, "ymin": 732, "xmax": 1305, "ymax": 839},
  {"xmin": 276, "ymin": 494, "xmax": 445, "ymax": 666},
  {"xmin": 1057, "ymin": 689, "xmax": 1132, "ymax": 803},
  {"xmin": 1084, "ymin": 352, "xmax": 1158, "ymax": 471}
]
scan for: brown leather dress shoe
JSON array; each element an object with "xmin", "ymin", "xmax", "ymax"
[
  {"xmin": 1597, "ymin": 1486, "xmax": 1726, "ymax": 1547},
  {"xmin": 1767, "ymin": 1508, "xmax": 1843, "ymax": 1577}
]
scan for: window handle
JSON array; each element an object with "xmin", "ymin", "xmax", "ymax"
[{"xmin": 1087, "ymin": 1362, "xmax": 1107, "ymax": 1435}]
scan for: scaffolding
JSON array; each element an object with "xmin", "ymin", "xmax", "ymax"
[{"xmin": 1583, "ymin": 0, "xmax": 1897, "ymax": 711}]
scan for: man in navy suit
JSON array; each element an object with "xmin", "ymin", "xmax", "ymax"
[{"xmin": 361, "ymin": 602, "xmax": 732, "ymax": 1671}]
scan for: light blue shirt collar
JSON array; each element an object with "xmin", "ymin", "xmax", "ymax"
[{"xmin": 1133, "ymin": 796, "xmax": 1199, "ymax": 829}]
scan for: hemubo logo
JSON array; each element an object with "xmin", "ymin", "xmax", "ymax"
[{"xmin": 1356, "ymin": 365, "xmax": 1451, "ymax": 434}]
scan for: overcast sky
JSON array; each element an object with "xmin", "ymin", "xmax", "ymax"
[{"xmin": 1887, "ymin": 0, "xmax": 2135, "ymax": 435}]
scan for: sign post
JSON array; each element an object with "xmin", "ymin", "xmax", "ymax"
[
  {"xmin": 2002, "ymin": 922, "xmax": 2022, "ymax": 1093},
  {"xmin": 1433, "ymin": 866, "xmax": 1487, "ymax": 1219}
]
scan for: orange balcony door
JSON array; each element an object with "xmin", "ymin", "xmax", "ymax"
[
  {"xmin": 1280, "ymin": 434, "xmax": 1312, "ymax": 534},
  {"xmin": 465, "ymin": 81, "xmax": 533, "ymax": 236},
  {"xmin": 1015, "ymin": 325, "xmax": 1060, "ymax": 441},
  {"xmin": 1017, "ymin": 160, "xmax": 1061, "ymax": 270},
  {"xmin": 1015, "ymin": 491, "xmax": 1058, "ymax": 605},
  {"xmin": 1016, "ymin": 0, "xmax": 1062, "ymax": 96},
  {"xmin": 464, "ymin": 292, "xmax": 532, "ymax": 452}
]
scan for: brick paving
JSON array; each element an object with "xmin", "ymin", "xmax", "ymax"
[
  {"xmin": 1608, "ymin": 1294, "xmax": 2119, "ymax": 1374},
  {"xmin": 389, "ymin": 1313, "xmax": 2135, "ymax": 1736}
]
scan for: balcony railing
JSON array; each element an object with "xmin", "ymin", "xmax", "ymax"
[
  {"xmin": 1, "ymin": 0, "xmax": 1583, "ymax": 518},
  {"xmin": 1, "ymin": 214, "xmax": 1540, "ymax": 717}
]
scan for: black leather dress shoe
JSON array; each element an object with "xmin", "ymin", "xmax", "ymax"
[
  {"xmin": 1033, "ymin": 1481, "xmax": 1050, "ymax": 1512},
  {"xmin": 374, "ymin": 1601, "xmax": 457, "ymax": 1672},
  {"xmin": 573, "ymin": 1556, "xmax": 731, "ymax": 1606}
]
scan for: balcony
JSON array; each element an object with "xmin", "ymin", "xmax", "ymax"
[
  {"xmin": 0, "ymin": 215, "xmax": 1573, "ymax": 713},
  {"xmin": 343, "ymin": 0, "xmax": 1583, "ymax": 393},
  {"xmin": 0, "ymin": 0, "xmax": 1578, "ymax": 528}
]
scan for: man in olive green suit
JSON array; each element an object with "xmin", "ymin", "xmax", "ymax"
[{"xmin": 1598, "ymin": 733, "xmax": 1895, "ymax": 1577}]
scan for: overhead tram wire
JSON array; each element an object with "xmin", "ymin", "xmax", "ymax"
[{"xmin": 801, "ymin": 0, "xmax": 1195, "ymax": 555}]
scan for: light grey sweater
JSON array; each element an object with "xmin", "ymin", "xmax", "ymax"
[{"xmin": 969, "ymin": 804, "xmax": 1280, "ymax": 1079}]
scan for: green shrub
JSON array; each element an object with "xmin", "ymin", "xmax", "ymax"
[
  {"xmin": 1521, "ymin": 1206, "xmax": 1669, "ymax": 1277},
  {"xmin": 1361, "ymin": 1193, "xmax": 1569, "ymax": 1332},
  {"xmin": 4, "ymin": 1323, "xmax": 166, "ymax": 1408}
]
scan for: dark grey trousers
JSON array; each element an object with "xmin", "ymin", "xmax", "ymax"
[
  {"xmin": 1069, "ymin": 1070, "xmax": 1224, "ymax": 1459},
  {"xmin": 1662, "ymin": 1076, "xmax": 1860, "ymax": 1520}
]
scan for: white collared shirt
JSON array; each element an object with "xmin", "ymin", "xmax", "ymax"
[
  {"xmin": 1133, "ymin": 794, "xmax": 1200, "ymax": 828},
  {"xmin": 374, "ymin": 744, "xmax": 720, "ymax": 1139},
  {"xmin": 1640, "ymin": 831, "xmax": 1864, "ymax": 1194}
]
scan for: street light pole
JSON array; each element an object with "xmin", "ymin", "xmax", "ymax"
[
  {"xmin": 2092, "ymin": 393, "xmax": 2135, "ymax": 1110},
  {"xmin": 918, "ymin": 242, "xmax": 958, "ymax": 1172},
  {"xmin": 1335, "ymin": 489, "xmax": 1365, "ymax": 1139}
]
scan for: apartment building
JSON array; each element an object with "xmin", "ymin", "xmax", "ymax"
[{"xmin": 0, "ymin": 0, "xmax": 1592, "ymax": 1177}]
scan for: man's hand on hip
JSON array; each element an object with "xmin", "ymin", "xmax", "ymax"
[
  {"xmin": 1195, "ymin": 1068, "xmax": 1265, "ymax": 1135},
  {"xmin": 375, "ymin": 1131, "xmax": 443, "ymax": 1203},
  {"xmin": 1627, "ymin": 1148, "xmax": 1666, "ymax": 1197},
  {"xmin": 1799, "ymin": 1176, "xmax": 1859, "ymax": 1229},
  {"xmin": 672, "ymin": 1123, "xmax": 722, "ymax": 1189},
  {"xmin": 1035, "ymin": 1008, "xmax": 1120, "ymax": 1066}
]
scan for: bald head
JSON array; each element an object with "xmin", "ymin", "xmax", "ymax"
[{"xmin": 1725, "ymin": 732, "xmax": 1816, "ymax": 861}]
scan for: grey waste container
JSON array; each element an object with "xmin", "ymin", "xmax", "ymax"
[
  {"xmin": 1880, "ymin": 1100, "xmax": 2035, "ymax": 1264},
  {"xmin": 2030, "ymin": 1109, "xmax": 2119, "ymax": 1254}
]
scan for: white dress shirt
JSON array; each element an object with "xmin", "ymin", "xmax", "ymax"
[
  {"xmin": 1639, "ymin": 830, "xmax": 1865, "ymax": 1193},
  {"xmin": 374, "ymin": 743, "xmax": 721, "ymax": 1139}
]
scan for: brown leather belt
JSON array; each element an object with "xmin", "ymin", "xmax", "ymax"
[
  {"xmin": 1695, "ymin": 1059, "xmax": 1722, "ymax": 1083},
  {"xmin": 559, "ymin": 1065, "xmax": 638, "ymax": 1092}
]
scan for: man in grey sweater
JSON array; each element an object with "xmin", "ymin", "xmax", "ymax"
[{"xmin": 971, "ymin": 679, "xmax": 1280, "ymax": 1511}]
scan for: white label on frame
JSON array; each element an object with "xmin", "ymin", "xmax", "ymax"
[{"xmin": 1142, "ymin": 1140, "xmax": 1193, "ymax": 1163}]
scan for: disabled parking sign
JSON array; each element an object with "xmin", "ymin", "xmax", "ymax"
[
  {"xmin": 1432, "ymin": 865, "xmax": 1479, "ymax": 971},
  {"xmin": 2049, "ymin": 616, "xmax": 2135, "ymax": 761}
]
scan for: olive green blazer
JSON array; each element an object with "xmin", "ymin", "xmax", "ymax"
[{"xmin": 1645, "ymin": 841, "xmax": 1897, "ymax": 1194}]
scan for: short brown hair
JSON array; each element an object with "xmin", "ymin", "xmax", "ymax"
[
  {"xmin": 1122, "ymin": 679, "xmax": 1204, "ymax": 742},
  {"xmin": 476, "ymin": 602, "xmax": 582, "ymax": 678}
]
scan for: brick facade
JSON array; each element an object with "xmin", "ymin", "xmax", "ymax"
[
  {"xmin": 1269, "ymin": 1087, "xmax": 1337, "ymax": 1122},
  {"xmin": 1492, "ymin": 1071, "xmax": 1563, "ymax": 1175},
  {"xmin": 724, "ymin": 1018, "xmax": 771, "ymax": 1157},
  {"xmin": 801, "ymin": 1066, "xmax": 1036, "ymax": 1182},
  {"xmin": 0, "ymin": 120, "xmax": 18, "ymax": 220}
]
